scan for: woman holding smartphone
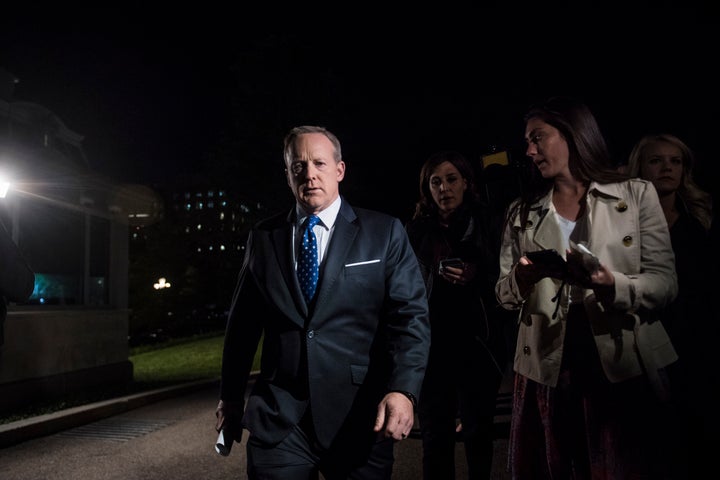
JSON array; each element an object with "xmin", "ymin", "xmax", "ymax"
[
  {"xmin": 406, "ymin": 150, "xmax": 507, "ymax": 479},
  {"xmin": 496, "ymin": 97, "xmax": 678, "ymax": 478}
]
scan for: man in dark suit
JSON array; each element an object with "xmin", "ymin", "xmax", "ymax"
[{"xmin": 215, "ymin": 125, "xmax": 431, "ymax": 479}]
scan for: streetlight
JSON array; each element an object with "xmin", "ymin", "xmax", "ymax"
[
  {"xmin": 153, "ymin": 277, "xmax": 171, "ymax": 290},
  {"xmin": 0, "ymin": 172, "xmax": 11, "ymax": 198}
]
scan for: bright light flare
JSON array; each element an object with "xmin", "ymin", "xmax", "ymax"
[
  {"xmin": 153, "ymin": 277, "xmax": 171, "ymax": 290},
  {"xmin": 0, "ymin": 172, "xmax": 11, "ymax": 198}
]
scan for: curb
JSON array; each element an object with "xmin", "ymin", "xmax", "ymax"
[
  {"xmin": 0, "ymin": 378, "xmax": 220, "ymax": 449},
  {"xmin": 1, "ymin": 369, "xmax": 513, "ymax": 449}
]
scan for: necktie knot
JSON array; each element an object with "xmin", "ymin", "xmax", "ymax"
[
  {"xmin": 306, "ymin": 215, "xmax": 321, "ymax": 231},
  {"xmin": 298, "ymin": 215, "xmax": 321, "ymax": 303}
]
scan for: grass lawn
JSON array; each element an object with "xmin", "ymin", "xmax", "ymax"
[
  {"xmin": 130, "ymin": 333, "xmax": 226, "ymax": 386},
  {"xmin": 0, "ymin": 332, "xmax": 262, "ymax": 425}
]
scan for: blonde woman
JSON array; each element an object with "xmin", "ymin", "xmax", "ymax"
[{"xmin": 627, "ymin": 133, "xmax": 714, "ymax": 479}]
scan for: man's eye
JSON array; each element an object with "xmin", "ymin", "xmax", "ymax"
[{"xmin": 291, "ymin": 163, "xmax": 305, "ymax": 174}]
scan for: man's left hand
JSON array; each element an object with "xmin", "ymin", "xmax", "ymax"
[{"xmin": 373, "ymin": 392, "xmax": 414, "ymax": 441}]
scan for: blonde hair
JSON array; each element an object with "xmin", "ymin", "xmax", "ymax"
[{"xmin": 627, "ymin": 133, "xmax": 713, "ymax": 231}]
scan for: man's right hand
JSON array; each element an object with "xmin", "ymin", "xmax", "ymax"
[{"xmin": 215, "ymin": 399, "xmax": 244, "ymax": 442}]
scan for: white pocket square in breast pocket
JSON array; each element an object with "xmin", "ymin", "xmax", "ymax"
[{"xmin": 345, "ymin": 259, "xmax": 381, "ymax": 267}]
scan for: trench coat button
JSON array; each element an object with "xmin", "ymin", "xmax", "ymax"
[
  {"xmin": 622, "ymin": 235, "xmax": 633, "ymax": 246},
  {"xmin": 525, "ymin": 220, "xmax": 533, "ymax": 228},
  {"xmin": 616, "ymin": 201, "xmax": 628, "ymax": 212},
  {"xmin": 523, "ymin": 345, "xmax": 531, "ymax": 355},
  {"xmin": 307, "ymin": 330, "xmax": 314, "ymax": 339}
]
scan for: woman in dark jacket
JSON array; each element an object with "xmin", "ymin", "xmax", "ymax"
[{"xmin": 405, "ymin": 150, "xmax": 506, "ymax": 479}]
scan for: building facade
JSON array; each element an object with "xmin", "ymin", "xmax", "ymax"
[{"xmin": 0, "ymin": 68, "xmax": 160, "ymax": 413}]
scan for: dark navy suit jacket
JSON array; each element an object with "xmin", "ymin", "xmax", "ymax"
[{"xmin": 219, "ymin": 197, "xmax": 430, "ymax": 448}]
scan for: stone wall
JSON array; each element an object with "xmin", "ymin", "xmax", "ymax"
[{"xmin": 0, "ymin": 308, "xmax": 132, "ymax": 413}]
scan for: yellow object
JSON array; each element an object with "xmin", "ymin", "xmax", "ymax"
[{"xmin": 481, "ymin": 151, "xmax": 509, "ymax": 168}]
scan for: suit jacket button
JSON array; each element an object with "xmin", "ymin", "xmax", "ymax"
[
  {"xmin": 622, "ymin": 235, "xmax": 633, "ymax": 246},
  {"xmin": 307, "ymin": 330, "xmax": 314, "ymax": 339},
  {"xmin": 523, "ymin": 345, "xmax": 531, "ymax": 355}
]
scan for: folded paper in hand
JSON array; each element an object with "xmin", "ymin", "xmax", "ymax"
[{"xmin": 215, "ymin": 429, "xmax": 232, "ymax": 456}]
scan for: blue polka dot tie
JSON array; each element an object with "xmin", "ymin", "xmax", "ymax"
[{"xmin": 298, "ymin": 215, "xmax": 321, "ymax": 303}]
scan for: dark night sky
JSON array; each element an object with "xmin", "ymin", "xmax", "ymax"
[{"xmin": 1, "ymin": 6, "xmax": 716, "ymax": 220}]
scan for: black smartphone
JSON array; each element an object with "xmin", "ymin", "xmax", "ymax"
[
  {"xmin": 525, "ymin": 249, "xmax": 566, "ymax": 270},
  {"xmin": 440, "ymin": 258, "xmax": 464, "ymax": 268},
  {"xmin": 439, "ymin": 258, "xmax": 464, "ymax": 270}
]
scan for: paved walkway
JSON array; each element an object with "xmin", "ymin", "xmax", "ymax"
[{"xmin": 0, "ymin": 369, "xmax": 515, "ymax": 479}]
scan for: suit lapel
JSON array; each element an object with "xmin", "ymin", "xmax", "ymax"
[
  {"xmin": 272, "ymin": 210, "xmax": 309, "ymax": 319},
  {"xmin": 312, "ymin": 201, "xmax": 358, "ymax": 316}
]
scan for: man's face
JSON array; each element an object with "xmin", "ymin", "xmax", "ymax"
[{"xmin": 285, "ymin": 133, "xmax": 345, "ymax": 214}]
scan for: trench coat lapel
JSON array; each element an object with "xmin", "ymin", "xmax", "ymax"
[{"xmin": 529, "ymin": 193, "xmax": 558, "ymax": 250}]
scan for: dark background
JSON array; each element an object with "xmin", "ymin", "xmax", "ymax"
[{"xmin": 1, "ymin": 5, "xmax": 716, "ymax": 221}]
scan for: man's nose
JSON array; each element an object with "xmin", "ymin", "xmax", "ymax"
[{"xmin": 305, "ymin": 162, "xmax": 318, "ymax": 177}]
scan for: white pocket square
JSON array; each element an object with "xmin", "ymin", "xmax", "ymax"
[{"xmin": 345, "ymin": 259, "xmax": 381, "ymax": 267}]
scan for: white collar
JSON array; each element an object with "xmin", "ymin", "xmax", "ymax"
[{"xmin": 296, "ymin": 196, "xmax": 341, "ymax": 230}]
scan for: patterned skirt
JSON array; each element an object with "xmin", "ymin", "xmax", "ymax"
[{"xmin": 507, "ymin": 305, "xmax": 672, "ymax": 479}]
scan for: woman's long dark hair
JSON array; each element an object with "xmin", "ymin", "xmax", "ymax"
[{"xmin": 508, "ymin": 96, "xmax": 628, "ymax": 227}]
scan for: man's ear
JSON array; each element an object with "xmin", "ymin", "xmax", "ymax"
[{"xmin": 336, "ymin": 161, "xmax": 346, "ymax": 182}]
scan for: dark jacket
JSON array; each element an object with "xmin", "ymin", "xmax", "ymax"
[
  {"xmin": 219, "ymin": 197, "xmax": 430, "ymax": 448},
  {"xmin": 405, "ymin": 202, "xmax": 506, "ymax": 372}
]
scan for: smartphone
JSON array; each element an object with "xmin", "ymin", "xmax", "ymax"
[
  {"xmin": 567, "ymin": 241, "xmax": 600, "ymax": 273},
  {"xmin": 525, "ymin": 249, "xmax": 566, "ymax": 270},
  {"xmin": 439, "ymin": 258, "xmax": 464, "ymax": 270}
]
